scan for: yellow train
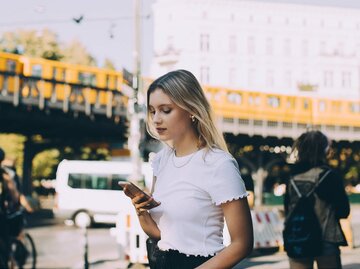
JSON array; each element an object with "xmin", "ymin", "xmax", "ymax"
[
  {"xmin": 0, "ymin": 51, "xmax": 126, "ymax": 108},
  {"xmin": 0, "ymin": 51, "xmax": 359, "ymax": 128}
]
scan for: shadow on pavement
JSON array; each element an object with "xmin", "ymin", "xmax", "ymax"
[
  {"xmin": 25, "ymin": 209, "xmax": 60, "ymax": 228},
  {"xmin": 344, "ymin": 264, "xmax": 360, "ymax": 269}
]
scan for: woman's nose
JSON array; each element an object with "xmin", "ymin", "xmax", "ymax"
[{"xmin": 153, "ymin": 112, "xmax": 161, "ymax": 123}]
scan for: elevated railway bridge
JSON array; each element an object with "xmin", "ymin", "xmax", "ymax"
[{"xmin": 1, "ymin": 51, "xmax": 359, "ymax": 200}]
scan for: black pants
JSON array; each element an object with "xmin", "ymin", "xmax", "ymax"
[{"xmin": 153, "ymin": 249, "xmax": 213, "ymax": 269}]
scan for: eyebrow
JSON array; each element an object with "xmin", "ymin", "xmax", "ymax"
[{"xmin": 148, "ymin": 103, "xmax": 173, "ymax": 109}]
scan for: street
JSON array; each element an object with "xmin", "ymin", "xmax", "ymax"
[{"xmin": 26, "ymin": 212, "xmax": 360, "ymax": 269}]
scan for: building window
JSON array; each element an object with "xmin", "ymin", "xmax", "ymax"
[
  {"xmin": 248, "ymin": 36, "xmax": 255, "ymax": 55},
  {"xmin": 229, "ymin": 68, "xmax": 236, "ymax": 85},
  {"xmin": 342, "ymin": 72, "xmax": 351, "ymax": 88},
  {"xmin": 229, "ymin": 35, "xmax": 237, "ymax": 53},
  {"xmin": 266, "ymin": 70, "xmax": 274, "ymax": 87},
  {"xmin": 284, "ymin": 39, "xmax": 291, "ymax": 56},
  {"xmin": 323, "ymin": 71, "xmax": 333, "ymax": 87},
  {"xmin": 302, "ymin": 40, "xmax": 308, "ymax": 56},
  {"xmin": 200, "ymin": 66, "xmax": 210, "ymax": 84},
  {"xmin": 320, "ymin": 41, "xmax": 326, "ymax": 54},
  {"xmin": 321, "ymin": 20, "xmax": 325, "ymax": 28},
  {"xmin": 266, "ymin": 37, "xmax": 273, "ymax": 55},
  {"xmin": 200, "ymin": 34, "xmax": 210, "ymax": 52},
  {"xmin": 248, "ymin": 69, "xmax": 255, "ymax": 87},
  {"xmin": 284, "ymin": 71, "xmax": 292, "ymax": 88},
  {"xmin": 337, "ymin": 42, "xmax": 344, "ymax": 55}
]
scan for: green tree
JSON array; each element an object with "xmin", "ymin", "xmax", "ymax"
[
  {"xmin": 32, "ymin": 149, "xmax": 59, "ymax": 180},
  {"xmin": 0, "ymin": 134, "xmax": 25, "ymax": 175},
  {"xmin": 0, "ymin": 29, "xmax": 63, "ymax": 60},
  {"xmin": 0, "ymin": 28, "xmax": 99, "ymax": 66},
  {"xmin": 62, "ymin": 39, "xmax": 97, "ymax": 66},
  {"xmin": 103, "ymin": 58, "xmax": 116, "ymax": 70}
]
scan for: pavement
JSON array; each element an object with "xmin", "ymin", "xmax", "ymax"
[
  {"xmin": 27, "ymin": 204, "xmax": 360, "ymax": 269},
  {"xmin": 87, "ymin": 246, "xmax": 360, "ymax": 269}
]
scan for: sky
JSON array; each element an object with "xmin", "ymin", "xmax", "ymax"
[{"xmin": 1, "ymin": 0, "xmax": 360, "ymax": 76}]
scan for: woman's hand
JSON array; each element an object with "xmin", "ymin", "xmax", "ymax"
[
  {"xmin": 123, "ymin": 185, "xmax": 161, "ymax": 239},
  {"xmin": 123, "ymin": 186, "xmax": 157, "ymax": 215}
]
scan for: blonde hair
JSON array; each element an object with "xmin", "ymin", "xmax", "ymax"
[{"xmin": 146, "ymin": 69, "xmax": 228, "ymax": 152}]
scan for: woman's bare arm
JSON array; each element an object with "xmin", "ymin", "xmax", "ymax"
[{"xmin": 197, "ymin": 198, "xmax": 253, "ymax": 269}]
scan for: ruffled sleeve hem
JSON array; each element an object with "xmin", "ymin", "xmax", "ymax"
[{"xmin": 214, "ymin": 192, "xmax": 250, "ymax": 206}]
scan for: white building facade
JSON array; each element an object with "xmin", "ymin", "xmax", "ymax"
[{"xmin": 150, "ymin": 0, "xmax": 360, "ymax": 99}]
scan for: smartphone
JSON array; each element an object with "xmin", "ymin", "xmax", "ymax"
[{"xmin": 118, "ymin": 181, "xmax": 160, "ymax": 209}]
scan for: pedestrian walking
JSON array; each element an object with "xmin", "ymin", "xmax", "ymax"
[
  {"xmin": 283, "ymin": 131, "xmax": 350, "ymax": 269},
  {"xmin": 0, "ymin": 147, "xmax": 21, "ymax": 268},
  {"xmin": 123, "ymin": 69, "xmax": 253, "ymax": 269}
]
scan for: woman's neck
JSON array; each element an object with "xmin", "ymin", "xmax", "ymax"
[{"xmin": 172, "ymin": 134, "xmax": 200, "ymax": 157}]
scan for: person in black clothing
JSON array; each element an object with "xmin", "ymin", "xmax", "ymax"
[
  {"xmin": 0, "ymin": 147, "xmax": 20, "ymax": 268},
  {"xmin": 284, "ymin": 131, "xmax": 350, "ymax": 269}
]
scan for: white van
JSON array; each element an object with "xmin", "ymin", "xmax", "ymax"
[{"xmin": 53, "ymin": 160, "xmax": 153, "ymax": 227}]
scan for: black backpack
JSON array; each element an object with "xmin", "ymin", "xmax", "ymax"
[{"xmin": 283, "ymin": 169, "xmax": 331, "ymax": 258}]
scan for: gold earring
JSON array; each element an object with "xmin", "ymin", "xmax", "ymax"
[{"xmin": 190, "ymin": 115, "xmax": 195, "ymax": 122}]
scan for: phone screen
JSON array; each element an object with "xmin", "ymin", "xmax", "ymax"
[{"xmin": 118, "ymin": 181, "xmax": 160, "ymax": 209}]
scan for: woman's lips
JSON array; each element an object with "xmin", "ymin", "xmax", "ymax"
[{"xmin": 156, "ymin": 128, "xmax": 166, "ymax": 134}]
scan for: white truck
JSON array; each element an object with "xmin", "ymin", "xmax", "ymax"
[{"xmin": 53, "ymin": 159, "xmax": 152, "ymax": 227}]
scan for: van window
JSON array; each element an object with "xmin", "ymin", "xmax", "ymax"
[{"xmin": 68, "ymin": 173, "xmax": 128, "ymax": 191}]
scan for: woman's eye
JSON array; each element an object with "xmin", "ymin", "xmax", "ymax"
[
  {"xmin": 149, "ymin": 110, "xmax": 155, "ymax": 115},
  {"xmin": 163, "ymin": 109, "xmax": 171, "ymax": 114}
]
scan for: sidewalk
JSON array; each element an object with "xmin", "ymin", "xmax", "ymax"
[{"xmin": 88, "ymin": 247, "xmax": 360, "ymax": 269}]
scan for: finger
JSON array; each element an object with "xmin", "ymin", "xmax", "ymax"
[
  {"xmin": 132, "ymin": 194, "xmax": 147, "ymax": 204},
  {"xmin": 134, "ymin": 197, "xmax": 154, "ymax": 210}
]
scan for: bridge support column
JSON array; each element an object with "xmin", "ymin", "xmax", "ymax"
[
  {"xmin": 253, "ymin": 168, "xmax": 268, "ymax": 208},
  {"xmin": 22, "ymin": 138, "xmax": 36, "ymax": 195}
]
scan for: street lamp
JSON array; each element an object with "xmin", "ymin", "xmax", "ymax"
[{"xmin": 128, "ymin": 0, "xmax": 144, "ymax": 186}]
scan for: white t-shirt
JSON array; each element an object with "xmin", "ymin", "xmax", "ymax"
[{"xmin": 149, "ymin": 146, "xmax": 248, "ymax": 257}]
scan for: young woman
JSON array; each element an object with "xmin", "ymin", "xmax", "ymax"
[
  {"xmin": 284, "ymin": 131, "xmax": 350, "ymax": 269},
  {"xmin": 123, "ymin": 69, "xmax": 253, "ymax": 269}
]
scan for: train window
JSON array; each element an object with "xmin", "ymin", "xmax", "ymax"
[
  {"xmin": 32, "ymin": 65, "xmax": 42, "ymax": 77},
  {"xmin": 6, "ymin": 60, "xmax": 16, "ymax": 72},
  {"xmin": 267, "ymin": 96, "xmax": 280, "ymax": 107},
  {"xmin": 106, "ymin": 75, "xmax": 110, "ymax": 88},
  {"xmin": 286, "ymin": 99, "xmax": 294, "ymax": 108},
  {"xmin": 227, "ymin": 92, "xmax": 242, "ymax": 104},
  {"xmin": 114, "ymin": 76, "xmax": 118, "ymax": 89},
  {"xmin": 303, "ymin": 99, "xmax": 309, "ymax": 109},
  {"xmin": 249, "ymin": 96, "xmax": 260, "ymax": 106},
  {"xmin": 319, "ymin": 101, "xmax": 326, "ymax": 112},
  {"xmin": 52, "ymin": 67, "xmax": 57, "ymax": 79},
  {"xmin": 331, "ymin": 102, "xmax": 341, "ymax": 112},
  {"xmin": 78, "ymin": 72, "xmax": 96, "ymax": 86},
  {"xmin": 350, "ymin": 103, "xmax": 360, "ymax": 113}
]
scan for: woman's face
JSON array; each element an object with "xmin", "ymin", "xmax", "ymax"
[{"xmin": 148, "ymin": 88, "xmax": 193, "ymax": 143}]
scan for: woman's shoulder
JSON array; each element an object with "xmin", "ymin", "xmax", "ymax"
[
  {"xmin": 203, "ymin": 147, "xmax": 236, "ymax": 166},
  {"xmin": 149, "ymin": 145, "xmax": 172, "ymax": 175}
]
